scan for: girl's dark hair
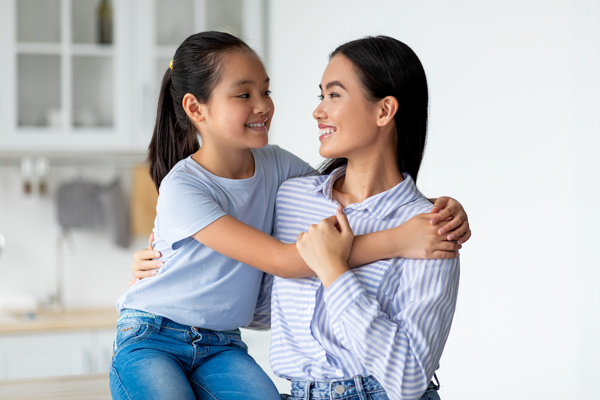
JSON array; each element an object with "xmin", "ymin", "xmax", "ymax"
[
  {"xmin": 147, "ymin": 31, "xmax": 254, "ymax": 191},
  {"xmin": 319, "ymin": 36, "xmax": 429, "ymax": 182}
]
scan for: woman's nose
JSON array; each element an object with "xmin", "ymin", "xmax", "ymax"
[
  {"xmin": 313, "ymin": 102, "xmax": 325, "ymax": 121},
  {"xmin": 254, "ymin": 97, "xmax": 270, "ymax": 115}
]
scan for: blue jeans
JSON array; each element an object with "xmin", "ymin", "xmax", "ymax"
[
  {"xmin": 109, "ymin": 310, "xmax": 280, "ymax": 400},
  {"xmin": 281, "ymin": 375, "xmax": 441, "ymax": 400}
]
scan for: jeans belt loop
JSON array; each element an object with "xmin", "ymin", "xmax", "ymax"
[
  {"xmin": 354, "ymin": 376, "xmax": 366, "ymax": 400},
  {"xmin": 303, "ymin": 380, "xmax": 313, "ymax": 400},
  {"xmin": 153, "ymin": 315, "xmax": 163, "ymax": 333},
  {"xmin": 214, "ymin": 331, "xmax": 230, "ymax": 345}
]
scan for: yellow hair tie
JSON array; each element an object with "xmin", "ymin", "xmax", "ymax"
[{"xmin": 169, "ymin": 60, "xmax": 174, "ymax": 70}]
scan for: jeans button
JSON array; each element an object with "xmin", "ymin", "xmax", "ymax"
[{"xmin": 335, "ymin": 384, "xmax": 345, "ymax": 394}]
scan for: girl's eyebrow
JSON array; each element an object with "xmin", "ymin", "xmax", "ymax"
[
  {"xmin": 319, "ymin": 80, "xmax": 346, "ymax": 91},
  {"xmin": 231, "ymin": 77, "xmax": 270, "ymax": 88}
]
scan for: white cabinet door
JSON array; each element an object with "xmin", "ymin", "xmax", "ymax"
[
  {"xmin": 0, "ymin": 331, "xmax": 94, "ymax": 380},
  {"xmin": 91, "ymin": 329, "xmax": 116, "ymax": 374}
]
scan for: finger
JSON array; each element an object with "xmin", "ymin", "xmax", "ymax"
[
  {"xmin": 335, "ymin": 205, "xmax": 352, "ymax": 235},
  {"xmin": 430, "ymin": 250, "xmax": 460, "ymax": 259},
  {"xmin": 434, "ymin": 241, "xmax": 462, "ymax": 252},
  {"xmin": 134, "ymin": 269, "xmax": 159, "ymax": 279},
  {"xmin": 432, "ymin": 204, "xmax": 456, "ymax": 224},
  {"xmin": 430, "ymin": 196, "xmax": 449, "ymax": 213},
  {"xmin": 128, "ymin": 278, "xmax": 141, "ymax": 287},
  {"xmin": 446, "ymin": 220, "xmax": 469, "ymax": 241},
  {"xmin": 134, "ymin": 249, "xmax": 161, "ymax": 262},
  {"xmin": 457, "ymin": 228, "xmax": 472, "ymax": 245},
  {"xmin": 134, "ymin": 260, "xmax": 163, "ymax": 272},
  {"xmin": 148, "ymin": 233, "xmax": 155, "ymax": 250},
  {"xmin": 438, "ymin": 217, "xmax": 467, "ymax": 236}
]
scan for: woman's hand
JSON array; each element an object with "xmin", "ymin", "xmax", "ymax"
[
  {"xmin": 128, "ymin": 233, "xmax": 163, "ymax": 287},
  {"xmin": 395, "ymin": 213, "xmax": 461, "ymax": 259},
  {"xmin": 430, "ymin": 197, "xmax": 471, "ymax": 245},
  {"xmin": 296, "ymin": 205, "xmax": 354, "ymax": 288}
]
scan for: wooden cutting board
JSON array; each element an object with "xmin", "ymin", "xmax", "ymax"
[{"xmin": 130, "ymin": 166, "xmax": 158, "ymax": 236}]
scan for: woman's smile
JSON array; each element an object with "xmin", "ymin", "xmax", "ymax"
[
  {"xmin": 246, "ymin": 117, "xmax": 269, "ymax": 131},
  {"xmin": 318, "ymin": 124, "xmax": 337, "ymax": 140}
]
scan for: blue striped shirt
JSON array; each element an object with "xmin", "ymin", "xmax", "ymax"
[{"xmin": 267, "ymin": 166, "xmax": 460, "ymax": 400}]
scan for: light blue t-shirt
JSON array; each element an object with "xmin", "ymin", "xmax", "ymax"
[{"xmin": 116, "ymin": 145, "xmax": 312, "ymax": 330}]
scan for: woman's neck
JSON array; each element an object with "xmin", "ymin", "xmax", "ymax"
[
  {"xmin": 192, "ymin": 143, "xmax": 255, "ymax": 180},
  {"xmin": 332, "ymin": 150, "xmax": 403, "ymax": 207}
]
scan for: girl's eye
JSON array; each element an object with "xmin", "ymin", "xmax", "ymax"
[
  {"xmin": 238, "ymin": 94, "xmax": 250, "ymax": 99},
  {"xmin": 329, "ymin": 93, "xmax": 339, "ymax": 98},
  {"xmin": 263, "ymin": 90, "xmax": 271, "ymax": 96},
  {"xmin": 317, "ymin": 94, "xmax": 324, "ymax": 101}
]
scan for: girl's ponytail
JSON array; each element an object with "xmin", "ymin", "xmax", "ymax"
[
  {"xmin": 146, "ymin": 31, "xmax": 254, "ymax": 192},
  {"xmin": 147, "ymin": 69, "xmax": 198, "ymax": 192}
]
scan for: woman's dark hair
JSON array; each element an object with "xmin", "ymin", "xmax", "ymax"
[
  {"xmin": 147, "ymin": 31, "xmax": 254, "ymax": 191},
  {"xmin": 319, "ymin": 36, "xmax": 429, "ymax": 182}
]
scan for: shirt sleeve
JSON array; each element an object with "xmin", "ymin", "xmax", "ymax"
[
  {"xmin": 156, "ymin": 171, "xmax": 226, "ymax": 250},
  {"xmin": 323, "ymin": 257, "xmax": 460, "ymax": 400},
  {"xmin": 244, "ymin": 273, "xmax": 274, "ymax": 331}
]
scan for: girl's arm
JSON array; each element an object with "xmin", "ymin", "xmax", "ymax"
[{"xmin": 130, "ymin": 197, "xmax": 469, "ymax": 281}]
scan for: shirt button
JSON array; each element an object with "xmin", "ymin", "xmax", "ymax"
[{"xmin": 335, "ymin": 384, "xmax": 345, "ymax": 394}]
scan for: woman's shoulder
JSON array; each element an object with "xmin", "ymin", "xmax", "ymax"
[{"xmin": 278, "ymin": 174, "xmax": 325, "ymax": 195}]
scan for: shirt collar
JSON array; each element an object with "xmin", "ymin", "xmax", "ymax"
[{"xmin": 307, "ymin": 165, "xmax": 421, "ymax": 220}]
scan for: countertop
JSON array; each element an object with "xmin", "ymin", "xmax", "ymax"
[
  {"xmin": 0, "ymin": 308, "xmax": 119, "ymax": 335},
  {"xmin": 0, "ymin": 373, "xmax": 110, "ymax": 399}
]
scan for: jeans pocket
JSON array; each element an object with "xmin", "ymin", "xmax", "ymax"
[{"xmin": 114, "ymin": 323, "xmax": 152, "ymax": 354}]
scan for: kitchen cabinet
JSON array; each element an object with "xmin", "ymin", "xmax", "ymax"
[
  {"xmin": 0, "ymin": 329, "xmax": 114, "ymax": 380},
  {"xmin": 0, "ymin": 0, "xmax": 266, "ymax": 154}
]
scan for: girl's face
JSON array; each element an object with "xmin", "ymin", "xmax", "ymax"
[
  {"xmin": 313, "ymin": 55, "xmax": 385, "ymax": 160},
  {"xmin": 200, "ymin": 51, "xmax": 274, "ymax": 150}
]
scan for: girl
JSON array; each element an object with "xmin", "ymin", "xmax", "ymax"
[
  {"xmin": 273, "ymin": 36, "xmax": 458, "ymax": 400},
  {"xmin": 113, "ymin": 32, "xmax": 468, "ymax": 400}
]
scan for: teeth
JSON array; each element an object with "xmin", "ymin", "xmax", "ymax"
[
  {"xmin": 246, "ymin": 122, "xmax": 265, "ymax": 128},
  {"xmin": 319, "ymin": 127, "xmax": 336, "ymax": 135}
]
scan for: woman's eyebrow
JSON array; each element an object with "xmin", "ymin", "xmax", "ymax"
[
  {"xmin": 319, "ymin": 81, "xmax": 346, "ymax": 91},
  {"xmin": 231, "ymin": 77, "xmax": 270, "ymax": 88}
]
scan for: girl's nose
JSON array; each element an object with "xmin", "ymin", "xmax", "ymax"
[{"xmin": 254, "ymin": 97, "xmax": 270, "ymax": 115}]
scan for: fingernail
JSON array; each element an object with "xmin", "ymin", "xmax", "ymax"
[
  {"xmin": 157, "ymin": 261, "xmax": 163, "ymax": 267},
  {"xmin": 150, "ymin": 271, "xmax": 157, "ymax": 276},
  {"xmin": 337, "ymin": 204, "xmax": 343, "ymax": 212},
  {"xmin": 439, "ymin": 228, "xmax": 446, "ymax": 235},
  {"xmin": 154, "ymin": 252, "xmax": 160, "ymax": 258},
  {"xmin": 431, "ymin": 219, "xmax": 437, "ymax": 225},
  {"xmin": 448, "ymin": 233, "xmax": 455, "ymax": 240}
]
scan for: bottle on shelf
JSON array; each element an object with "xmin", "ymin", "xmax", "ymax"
[{"xmin": 97, "ymin": 0, "xmax": 113, "ymax": 44}]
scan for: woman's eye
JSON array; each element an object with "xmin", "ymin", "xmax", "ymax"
[
  {"xmin": 317, "ymin": 94, "xmax": 324, "ymax": 101},
  {"xmin": 329, "ymin": 93, "xmax": 339, "ymax": 98},
  {"xmin": 238, "ymin": 94, "xmax": 250, "ymax": 99}
]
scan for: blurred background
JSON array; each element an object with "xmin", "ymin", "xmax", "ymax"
[{"xmin": 0, "ymin": 0, "xmax": 598, "ymax": 399}]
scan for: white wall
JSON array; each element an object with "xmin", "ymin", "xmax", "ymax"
[{"xmin": 266, "ymin": 1, "xmax": 600, "ymax": 399}]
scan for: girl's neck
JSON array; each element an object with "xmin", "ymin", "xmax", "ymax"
[
  {"xmin": 192, "ymin": 143, "xmax": 255, "ymax": 180},
  {"xmin": 332, "ymin": 150, "xmax": 403, "ymax": 207}
]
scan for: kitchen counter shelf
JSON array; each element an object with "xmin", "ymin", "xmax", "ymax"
[{"xmin": 0, "ymin": 308, "xmax": 118, "ymax": 335}]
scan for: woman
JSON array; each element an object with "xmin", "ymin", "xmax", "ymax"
[{"xmin": 271, "ymin": 36, "xmax": 458, "ymax": 400}]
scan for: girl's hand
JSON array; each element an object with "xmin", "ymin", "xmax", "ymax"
[
  {"xmin": 296, "ymin": 205, "xmax": 354, "ymax": 288},
  {"xmin": 395, "ymin": 213, "xmax": 461, "ymax": 259},
  {"xmin": 128, "ymin": 233, "xmax": 163, "ymax": 287},
  {"xmin": 430, "ymin": 197, "xmax": 471, "ymax": 245}
]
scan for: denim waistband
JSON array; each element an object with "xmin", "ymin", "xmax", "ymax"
[
  {"xmin": 117, "ymin": 309, "xmax": 241, "ymax": 337},
  {"xmin": 290, "ymin": 375, "xmax": 439, "ymax": 400},
  {"xmin": 290, "ymin": 375, "xmax": 384, "ymax": 399}
]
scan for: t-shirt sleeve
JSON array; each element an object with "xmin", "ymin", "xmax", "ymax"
[
  {"xmin": 156, "ymin": 172, "xmax": 226, "ymax": 250},
  {"xmin": 269, "ymin": 145, "xmax": 314, "ymax": 182}
]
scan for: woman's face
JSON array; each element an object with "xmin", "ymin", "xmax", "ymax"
[
  {"xmin": 313, "ymin": 55, "xmax": 383, "ymax": 160},
  {"xmin": 199, "ymin": 50, "xmax": 274, "ymax": 150}
]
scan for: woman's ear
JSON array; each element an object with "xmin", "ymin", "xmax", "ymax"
[
  {"xmin": 376, "ymin": 96, "xmax": 398, "ymax": 127},
  {"xmin": 182, "ymin": 93, "xmax": 206, "ymax": 123}
]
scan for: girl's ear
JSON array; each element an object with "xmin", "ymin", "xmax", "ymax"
[
  {"xmin": 376, "ymin": 96, "xmax": 398, "ymax": 127},
  {"xmin": 182, "ymin": 93, "xmax": 206, "ymax": 123}
]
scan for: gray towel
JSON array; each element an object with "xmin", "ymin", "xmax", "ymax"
[
  {"xmin": 56, "ymin": 181, "xmax": 105, "ymax": 229},
  {"xmin": 104, "ymin": 179, "xmax": 131, "ymax": 248}
]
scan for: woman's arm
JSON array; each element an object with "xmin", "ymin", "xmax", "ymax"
[{"xmin": 295, "ymin": 207, "xmax": 460, "ymax": 400}]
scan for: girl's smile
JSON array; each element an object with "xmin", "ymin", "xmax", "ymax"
[{"xmin": 318, "ymin": 124, "xmax": 337, "ymax": 140}]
